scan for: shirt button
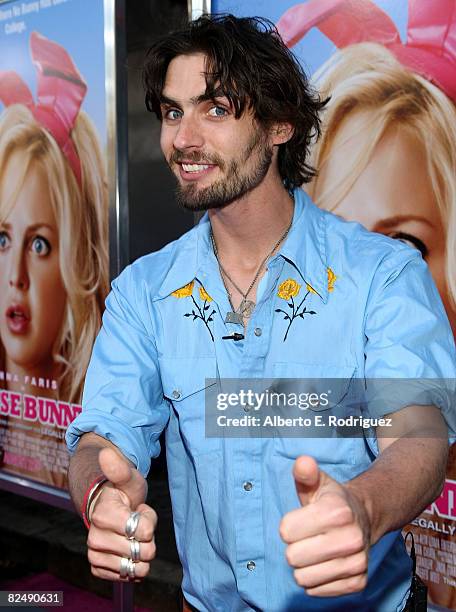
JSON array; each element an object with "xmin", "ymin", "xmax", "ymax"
[
  {"xmin": 172, "ymin": 389, "xmax": 181, "ymax": 399},
  {"xmin": 246, "ymin": 561, "xmax": 256, "ymax": 571},
  {"xmin": 254, "ymin": 327, "xmax": 262, "ymax": 337},
  {"xmin": 243, "ymin": 481, "xmax": 253, "ymax": 491}
]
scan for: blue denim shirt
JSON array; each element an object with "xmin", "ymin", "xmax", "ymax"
[{"xmin": 66, "ymin": 189, "xmax": 456, "ymax": 611}]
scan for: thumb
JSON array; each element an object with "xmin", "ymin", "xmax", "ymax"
[
  {"xmin": 98, "ymin": 447, "xmax": 147, "ymax": 510},
  {"xmin": 293, "ymin": 455, "xmax": 323, "ymax": 506}
]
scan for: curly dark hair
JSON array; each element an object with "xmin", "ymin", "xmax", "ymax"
[{"xmin": 143, "ymin": 14, "xmax": 328, "ymax": 188}]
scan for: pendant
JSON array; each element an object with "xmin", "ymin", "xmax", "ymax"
[
  {"xmin": 225, "ymin": 311, "xmax": 244, "ymax": 325},
  {"xmin": 239, "ymin": 299, "xmax": 255, "ymax": 318}
]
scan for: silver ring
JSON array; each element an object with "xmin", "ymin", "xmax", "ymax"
[
  {"xmin": 127, "ymin": 558, "xmax": 136, "ymax": 579},
  {"xmin": 119, "ymin": 556, "xmax": 129, "ymax": 578},
  {"xmin": 125, "ymin": 511, "xmax": 140, "ymax": 539},
  {"xmin": 130, "ymin": 538, "xmax": 140, "ymax": 562}
]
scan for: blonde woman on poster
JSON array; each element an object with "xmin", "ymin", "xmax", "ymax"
[
  {"xmin": 0, "ymin": 32, "xmax": 109, "ymax": 487},
  {"xmin": 277, "ymin": 0, "xmax": 456, "ymax": 607}
]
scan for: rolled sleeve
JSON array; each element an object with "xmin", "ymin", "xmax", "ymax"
[
  {"xmin": 363, "ymin": 249, "xmax": 456, "ymax": 434},
  {"xmin": 65, "ymin": 265, "xmax": 169, "ymax": 477}
]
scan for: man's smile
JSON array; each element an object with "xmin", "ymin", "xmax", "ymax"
[
  {"xmin": 178, "ymin": 162, "xmax": 217, "ymax": 181},
  {"xmin": 181, "ymin": 163, "xmax": 210, "ymax": 172}
]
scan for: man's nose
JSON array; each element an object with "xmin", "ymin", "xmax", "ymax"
[
  {"xmin": 173, "ymin": 115, "xmax": 204, "ymax": 151},
  {"xmin": 8, "ymin": 248, "xmax": 29, "ymax": 291}
]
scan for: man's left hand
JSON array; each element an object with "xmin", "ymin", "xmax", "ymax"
[{"xmin": 279, "ymin": 455, "xmax": 371, "ymax": 597}]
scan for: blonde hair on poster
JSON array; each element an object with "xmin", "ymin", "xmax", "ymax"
[
  {"xmin": 0, "ymin": 105, "xmax": 109, "ymax": 404},
  {"xmin": 307, "ymin": 42, "xmax": 456, "ymax": 312}
]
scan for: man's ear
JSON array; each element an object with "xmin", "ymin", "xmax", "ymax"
[{"xmin": 270, "ymin": 123, "xmax": 294, "ymax": 145}]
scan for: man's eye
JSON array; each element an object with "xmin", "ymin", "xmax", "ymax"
[
  {"xmin": 164, "ymin": 108, "xmax": 182, "ymax": 120},
  {"xmin": 208, "ymin": 106, "xmax": 228, "ymax": 118},
  {"xmin": 0, "ymin": 231, "xmax": 10, "ymax": 250},
  {"xmin": 31, "ymin": 236, "xmax": 51, "ymax": 256}
]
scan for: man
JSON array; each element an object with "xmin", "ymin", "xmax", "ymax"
[{"xmin": 66, "ymin": 15, "xmax": 455, "ymax": 611}]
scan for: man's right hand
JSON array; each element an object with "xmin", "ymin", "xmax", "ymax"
[{"xmin": 86, "ymin": 447, "xmax": 157, "ymax": 581}]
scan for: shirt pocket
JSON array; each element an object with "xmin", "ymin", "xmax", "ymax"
[
  {"xmin": 159, "ymin": 356, "xmax": 220, "ymax": 456},
  {"xmin": 270, "ymin": 361, "xmax": 366, "ymax": 476}
]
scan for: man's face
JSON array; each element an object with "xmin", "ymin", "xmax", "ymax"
[{"xmin": 159, "ymin": 53, "xmax": 273, "ymax": 211}]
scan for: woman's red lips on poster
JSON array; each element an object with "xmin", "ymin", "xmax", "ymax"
[{"xmin": 6, "ymin": 304, "xmax": 30, "ymax": 334}]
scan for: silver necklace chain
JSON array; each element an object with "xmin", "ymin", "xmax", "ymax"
[{"xmin": 210, "ymin": 219, "xmax": 292, "ymax": 320}]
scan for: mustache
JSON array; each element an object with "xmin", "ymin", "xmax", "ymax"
[{"xmin": 170, "ymin": 150, "xmax": 225, "ymax": 168}]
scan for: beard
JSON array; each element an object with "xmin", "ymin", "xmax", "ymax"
[{"xmin": 169, "ymin": 130, "xmax": 273, "ymax": 211}]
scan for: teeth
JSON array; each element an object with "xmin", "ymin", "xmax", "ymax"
[{"xmin": 182, "ymin": 163, "xmax": 210, "ymax": 172}]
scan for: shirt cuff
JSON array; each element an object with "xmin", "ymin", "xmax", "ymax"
[{"xmin": 66, "ymin": 409, "xmax": 158, "ymax": 476}]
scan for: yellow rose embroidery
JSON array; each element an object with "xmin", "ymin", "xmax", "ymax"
[
  {"xmin": 171, "ymin": 281, "xmax": 194, "ymax": 298},
  {"xmin": 306, "ymin": 283, "xmax": 317, "ymax": 295},
  {"xmin": 327, "ymin": 267, "xmax": 337, "ymax": 292},
  {"xmin": 278, "ymin": 278, "xmax": 301, "ymax": 300},
  {"xmin": 174, "ymin": 281, "xmax": 216, "ymax": 341},
  {"xmin": 276, "ymin": 277, "xmax": 317, "ymax": 341},
  {"xmin": 199, "ymin": 286, "xmax": 213, "ymax": 302}
]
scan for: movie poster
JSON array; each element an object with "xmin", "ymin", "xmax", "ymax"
[
  {"xmin": 0, "ymin": 0, "xmax": 109, "ymax": 490},
  {"xmin": 211, "ymin": 0, "xmax": 456, "ymax": 608}
]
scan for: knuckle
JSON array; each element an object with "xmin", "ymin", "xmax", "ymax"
[
  {"xmin": 285, "ymin": 547, "xmax": 294, "ymax": 567},
  {"xmin": 90, "ymin": 507, "xmax": 106, "ymax": 528},
  {"xmin": 91, "ymin": 565, "xmax": 103, "ymax": 578},
  {"xmin": 347, "ymin": 530, "xmax": 364, "ymax": 554},
  {"xmin": 293, "ymin": 569, "xmax": 308, "ymax": 588},
  {"xmin": 87, "ymin": 549, "xmax": 98, "ymax": 565},
  {"xmin": 285, "ymin": 545, "xmax": 298, "ymax": 567},
  {"xmin": 150, "ymin": 508, "xmax": 158, "ymax": 528},
  {"xmin": 136, "ymin": 562, "xmax": 150, "ymax": 578},
  {"xmin": 279, "ymin": 520, "xmax": 290, "ymax": 543},
  {"xmin": 141, "ymin": 523, "xmax": 154, "ymax": 542},
  {"xmin": 330, "ymin": 503, "xmax": 353, "ymax": 526},
  {"xmin": 346, "ymin": 574, "xmax": 367, "ymax": 593},
  {"xmin": 351, "ymin": 552, "xmax": 368, "ymax": 575},
  {"xmin": 87, "ymin": 532, "xmax": 100, "ymax": 550},
  {"xmin": 142, "ymin": 542, "xmax": 156, "ymax": 561}
]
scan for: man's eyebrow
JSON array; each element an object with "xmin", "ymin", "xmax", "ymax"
[
  {"xmin": 194, "ymin": 90, "xmax": 230, "ymax": 104},
  {"xmin": 159, "ymin": 90, "xmax": 230, "ymax": 107},
  {"xmin": 159, "ymin": 95, "xmax": 181, "ymax": 107}
]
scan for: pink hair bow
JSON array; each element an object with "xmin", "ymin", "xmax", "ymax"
[
  {"xmin": 276, "ymin": 0, "xmax": 456, "ymax": 102},
  {"xmin": 0, "ymin": 31, "xmax": 87, "ymax": 187}
]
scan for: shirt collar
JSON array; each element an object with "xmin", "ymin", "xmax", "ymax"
[
  {"xmin": 155, "ymin": 217, "xmax": 211, "ymax": 300},
  {"xmin": 156, "ymin": 187, "xmax": 329, "ymax": 303},
  {"xmin": 278, "ymin": 188, "xmax": 329, "ymax": 303}
]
